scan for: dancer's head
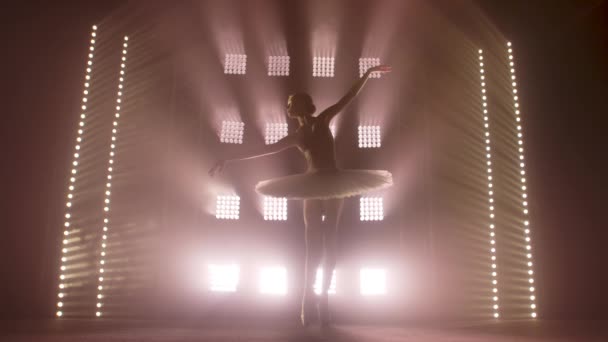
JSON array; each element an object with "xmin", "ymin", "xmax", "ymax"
[{"xmin": 287, "ymin": 93, "xmax": 316, "ymax": 118}]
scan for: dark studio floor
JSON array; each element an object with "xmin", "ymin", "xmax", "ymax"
[{"xmin": 1, "ymin": 319, "xmax": 607, "ymax": 341}]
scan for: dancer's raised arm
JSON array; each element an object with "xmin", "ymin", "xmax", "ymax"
[
  {"xmin": 318, "ymin": 65, "xmax": 391, "ymax": 124},
  {"xmin": 208, "ymin": 132, "xmax": 299, "ymax": 176}
]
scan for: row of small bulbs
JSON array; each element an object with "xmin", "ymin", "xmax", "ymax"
[
  {"xmin": 224, "ymin": 54, "xmax": 384, "ymax": 78},
  {"xmin": 56, "ymin": 25, "xmax": 99, "ymax": 319},
  {"xmin": 507, "ymin": 41, "xmax": 537, "ymax": 319},
  {"xmin": 478, "ymin": 48, "xmax": 501, "ymax": 319}
]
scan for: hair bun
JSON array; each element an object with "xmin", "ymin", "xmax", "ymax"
[
  {"xmin": 290, "ymin": 92, "xmax": 316, "ymax": 115},
  {"xmin": 308, "ymin": 104, "xmax": 316, "ymax": 114}
]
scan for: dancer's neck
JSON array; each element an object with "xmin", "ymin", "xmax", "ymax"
[{"xmin": 297, "ymin": 116, "xmax": 310, "ymax": 127}]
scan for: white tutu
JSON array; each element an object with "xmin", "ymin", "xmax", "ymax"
[{"xmin": 255, "ymin": 168, "xmax": 393, "ymax": 200}]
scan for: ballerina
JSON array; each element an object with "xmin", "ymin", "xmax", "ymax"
[{"xmin": 209, "ymin": 64, "xmax": 393, "ymax": 326}]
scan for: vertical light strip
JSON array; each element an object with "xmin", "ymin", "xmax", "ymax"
[
  {"xmin": 56, "ymin": 25, "xmax": 98, "ymax": 318},
  {"xmin": 95, "ymin": 36, "xmax": 129, "ymax": 318},
  {"xmin": 478, "ymin": 49, "xmax": 500, "ymax": 319},
  {"xmin": 506, "ymin": 42, "xmax": 537, "ymax": 318}
]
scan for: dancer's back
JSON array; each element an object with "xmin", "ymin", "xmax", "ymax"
[{"xmin": 296, "ymin": 116, "xmax": 337, "ymax": 171}]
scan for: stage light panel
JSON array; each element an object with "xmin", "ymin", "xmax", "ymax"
[
  {"xmin": 259, "ymin": 266, "xmax": 287, "ymax": 295},
  {"xmin": 216, "ymin": 195, "xmax": 240, "ymax": 220},
  {"xmin": 96, "ymin": 35, "xmax": 129, "ymax": 314},
  {"xmin": 220, "ymin": 120, "xmax": 244, "ymax": 144},
  {"xmin": 478, "ymin": 48, "xmax": 501, "ymax": 319},
  {"xmin": 268, "ymin": 55, "xmax": 290, "ymax": 76},
  {"xmin": 264, "ymin": 122, "xmax": 288, "ymax": 145},
  {"xmin": 263, "ymin": 196, "xmax": 287, "ymax": 221},
  {"xmin": 313, "ymin": 56, "xmax": 335, "ymax": 78},
  {"xmin": 208, "ymin": 264, "xmax": 240, "ymax": 292},
  {"xmin": 360, "ymin": 197, "xmax": 384, "ymax": 221},
  {"xmin": 57, "ymin": 24, "xmax": 98, "ymax": 319},
  {"xmin": 358, "ymin": 125, "xmax": 381, "ymax": 148},
  {"xmin": 224, "ymin": 54, "xmax": 247, "ymax": 75},
  {"xmin": 360, "ymin": 268, "xmax": 387, "ymax": 296},
  {"xmin": 506, "ymin": 42, "xmax": 537, "ymax": 317},
  {"xmin": 359, "ymin": 57, "xmax": 382, "ymax": 78},
  {"xmin": 313, "ymin": 268, "xmax": 336, "ymax": 295}
]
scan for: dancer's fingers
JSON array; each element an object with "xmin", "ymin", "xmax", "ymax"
[{"xmin": 369, "ymin": 65, "xmax": 392, "ymax": 74}]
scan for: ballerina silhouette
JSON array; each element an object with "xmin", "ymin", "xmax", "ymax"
[{"xmin": 209, "ymin": 64, "xmax": 393, "ymax": 326}]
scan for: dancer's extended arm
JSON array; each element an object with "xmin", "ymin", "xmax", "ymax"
[
  {"xmin": 208, "ymin": 133, "xmax": 299, "ymax": 176},
  {"xmin": 318, "ymin": 65, "xmax": 391, "ymax": 124}
]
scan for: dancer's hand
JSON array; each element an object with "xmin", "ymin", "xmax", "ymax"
[
  {"xmin": 367, "ymin": 65, "xmax": 392, "ymax": 75},
  {"xmin": 208, "ymin": 159, "xmax": 226, "ymax": 177}
]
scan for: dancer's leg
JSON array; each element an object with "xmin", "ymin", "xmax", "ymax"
[
  {"xmin": 319, "ymin": 198, "xmax": 344, "ymax": 324},
  {"xmin": 301, "ymin": 199, "xmax": 324, "ymax": 326}
]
